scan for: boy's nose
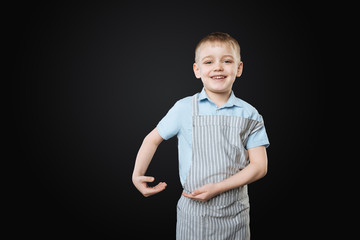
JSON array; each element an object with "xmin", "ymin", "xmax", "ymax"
[{"xmin": 214, "ymin": 62, "xmax": 224, "ymax": 71}]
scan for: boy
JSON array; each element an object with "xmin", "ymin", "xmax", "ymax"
[{"xmin": 132, "ymin": 32, "xmax": 269, "ymax": 239}]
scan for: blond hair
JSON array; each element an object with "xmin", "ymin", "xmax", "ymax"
[{"xmin": 194, "ymin": 32, "xmax": 241, "ymax": 63}]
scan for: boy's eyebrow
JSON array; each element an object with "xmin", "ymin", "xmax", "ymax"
[
  {"xmin": 201, "ymin": 55, "xmax": 235, "ymax": 61},
  {"xmin": 223, "ymin": 55, "xmax": 234, "ymax": 58},
  {"xmin": 201, "ymin": 55, "xmax": 213, "ymax": 61}
]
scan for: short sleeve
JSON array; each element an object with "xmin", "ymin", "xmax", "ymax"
[
  {"xmin": 245, "ymin": 114, "xmax": 270, "ymax": 149},
  {"xmin": 156, "ymin": 101, "xmax": 182, "ymax": 140}
]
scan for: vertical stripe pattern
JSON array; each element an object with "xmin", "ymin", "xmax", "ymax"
[{"xmin": 176, "ymin": 93, "xmax": 263, "ymax": 240}]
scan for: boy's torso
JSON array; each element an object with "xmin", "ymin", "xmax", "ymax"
[{"xmin": 157, "ymin": 88, "xmax": 269, "ymax": 185}]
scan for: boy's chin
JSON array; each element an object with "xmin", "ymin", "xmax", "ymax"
[
  {"xmin": 204, "ymin": 86, "xmax": 232, "ymax": 94},
  {"xmin": 202, "ymin": 80, "xmax": 234, "ymax": 94}
]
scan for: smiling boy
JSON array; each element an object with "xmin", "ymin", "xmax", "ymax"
[{"xmin": 132, "ymin": 32, "xmax": 269, "ymax": 239}]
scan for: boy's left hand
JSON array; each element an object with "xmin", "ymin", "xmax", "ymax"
[{"xmin": 182, "ymin": 183, "xmax": 220, "ymax": 202}]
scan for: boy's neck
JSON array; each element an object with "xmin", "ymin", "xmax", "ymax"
[{"xmin": 204, "ymin": 88, "xmax": 232, "ymax": 107}]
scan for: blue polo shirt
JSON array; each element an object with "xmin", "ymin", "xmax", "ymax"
[{"xmin": 157, "ymin": 88, "xmax": 270, "ymax": 186}]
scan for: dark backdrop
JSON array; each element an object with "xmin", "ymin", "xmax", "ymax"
[{"xmin": 9, "ymin": 1, "xmax": 322, "ymax": 239}]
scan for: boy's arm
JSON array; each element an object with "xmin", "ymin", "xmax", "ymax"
[
  {"xmin": 182, "ymin": 146, "xmax": 267, "ymax": 202},
  {"xmin": 132, "ymin": 128, "xmax": 167, "ymax": 197}
]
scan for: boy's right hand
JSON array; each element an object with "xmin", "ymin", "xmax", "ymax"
[{"xmin": 132, "ymin": 176, "xmax": 167, "ymax": 197}]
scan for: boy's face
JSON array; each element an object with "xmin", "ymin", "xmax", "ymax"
[{"xmin": 193, "ymin": 42, "xmax": 243, "ymax": 95}]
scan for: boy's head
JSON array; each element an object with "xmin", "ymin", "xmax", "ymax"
[
  {"xmin": 193, "ymin": 32, "xmax": 243, "ymax": 95},
  {"xmin": 194, "ymin": 32, "xmax": 241, "ymax": 63}
]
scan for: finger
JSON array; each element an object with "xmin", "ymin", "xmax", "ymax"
[
  {"xmin": 153, "ymin": 182, "xmax": 167, "ymax": 189},
  {"xmin": 191, "ymin": 189, "xmax": 203, "ymax": 196},
  {"xmin": 182, "ymin": 191, "xmax": 208, "ymax": 202},
  {"xmin": 140, "ymin": 176, "xmax": 155, "ymax": 183},
  {"xmin": 182, "ymin": 192, "xmax": 194, "ymax": 198},
  {"xmin": 144, "ymin": 182, "xmax": 167, "ymax": 197}
]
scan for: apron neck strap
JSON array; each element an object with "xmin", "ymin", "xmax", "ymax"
[{"xmin": 192, "ymin": 93, "xmax": 199, "ymax": 116}]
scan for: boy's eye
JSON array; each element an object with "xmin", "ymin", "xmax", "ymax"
[
  {"xmin": 204, "ymin": 61, "xmax": 212, "ymax": 64},
  {"xmin": 224, "ymin": 60, "xmax": 233, "ymax": 63}
]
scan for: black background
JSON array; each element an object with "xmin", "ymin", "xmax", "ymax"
[{"xmin": 9, "ymin": 1, "xmax": 322, "ymax": 239}]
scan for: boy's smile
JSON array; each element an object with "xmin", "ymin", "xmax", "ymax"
[
  {"xmin": 193, "ymin": 42, "xmax": 243, "ymax": 97},
  {"xmin": 211, "ymin": 75, "xmax": 227, "ymax": 80}
]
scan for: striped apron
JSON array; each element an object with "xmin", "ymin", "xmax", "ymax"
[{"xmin": 176, "ymin": 93, "xmax": 263, "ymax": 240}]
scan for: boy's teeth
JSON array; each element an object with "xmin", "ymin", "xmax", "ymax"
[{"xmin": 212, "ymin": 76, "xmax": 225, "ymax": 79}]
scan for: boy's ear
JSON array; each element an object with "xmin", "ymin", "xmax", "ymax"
[
  {"xmin": 193, "ymin": 63, "xmax": 201, "ymax": 79},
  {"xmin": 236, "ymin": 61, "xmax": 243, "ymax": 77}
]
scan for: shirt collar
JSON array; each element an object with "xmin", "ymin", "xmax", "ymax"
[{"xmin": 198, "ymin": 88, "xmax": 243, "ymax": 108}]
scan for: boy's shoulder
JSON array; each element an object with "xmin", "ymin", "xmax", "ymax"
[
  {"xmin": 233, "ymin": 95, "xmax": 262, "ymax": 120},
  {"xmin": 173, "ymin": 95, "xmax": 193, "ymax": 108},
  {"xmin": 235, "ymin": 96, "xmax": 258, "ymax": 112}
]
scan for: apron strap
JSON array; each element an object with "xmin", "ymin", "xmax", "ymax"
[{"xmin": 192, "ymin": 93, "xmax": 199, "ymax": 116}]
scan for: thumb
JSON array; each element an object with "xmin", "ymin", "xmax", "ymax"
[
  {"xmin": 142, "ymin": 176, "xmax": 155, "ymax": 183},
  {"xmin": 191, "ymin": 189, "xmax": 203, "ymax": 196}
]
